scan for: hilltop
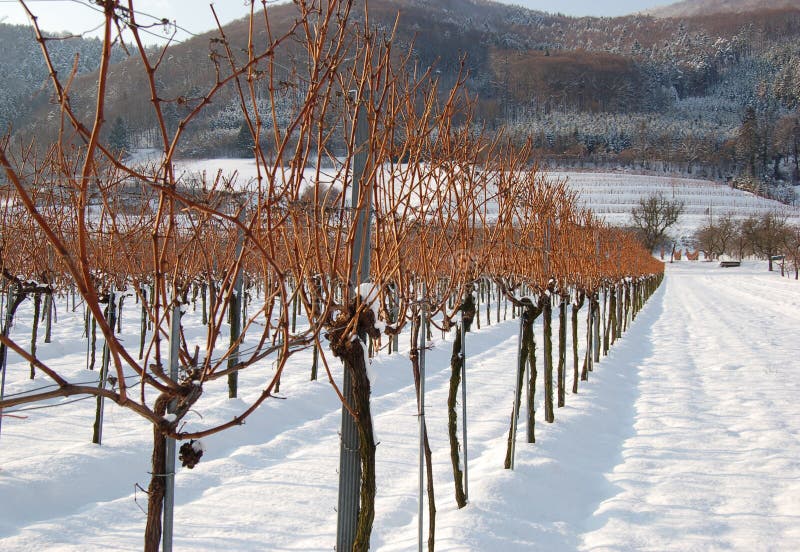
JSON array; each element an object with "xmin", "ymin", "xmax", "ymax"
[
  {"xmin": 647, "ymin": 0, "xmax": 800, "ymax": 18},
  {"xmin": 2, "ymin": 0, "xmax": 799, "ymax": 198}
]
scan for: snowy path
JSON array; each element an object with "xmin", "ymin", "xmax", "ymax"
[
  {"xmin": 581, "ymin": 263, "xmax": 800, "ymax": 551},
  {"xmin": 1, "ymin": 263, "xmax": 799, "ymax": 550}
]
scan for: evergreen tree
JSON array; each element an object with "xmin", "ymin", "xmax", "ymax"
[
  {"xmin": 736, "ymin": 107, "xmax": 760, "ymax": 177},
  {"xmin": 108, "ymin": 116, "xmax": 130, "ymax": 158},
  {"xmin": 236, "ymin": 122, "xmax": 255, "ymax": 157}
]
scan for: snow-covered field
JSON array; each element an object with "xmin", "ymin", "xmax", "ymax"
[
  {"xmin": 1, "ymin": 261, "xmax": 799, "ymax": 550},
  {"xmin": 550, "ymin": 171, "xmax": 800, "ymax": 241},
  {"xmin": 167, "ymin": 158, "xmax": 800, "ymax": 241}
]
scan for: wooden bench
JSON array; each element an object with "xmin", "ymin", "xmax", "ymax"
[{"xmin": 719, "ymin": 261, "xmax": 741, "ymax": 268}]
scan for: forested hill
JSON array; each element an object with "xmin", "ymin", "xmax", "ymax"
[
  {"xmin": 3, "ymin": 0, "xmax": 799, "ymax": 196},
  {"xmin": 0, "ymin": 24, "xmax": 126, "ymax": 131},
  {"xmin": 647, "ymin": 0, "xmax": 800, "ymax": 18}
]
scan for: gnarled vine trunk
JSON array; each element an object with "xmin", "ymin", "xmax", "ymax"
[
  {"xmin": 542, "ymin": 294, "xmax": 554, "ymax": 423},
  {"xmin": 557, "ymin": 294, "xmax": 567, "ymax": 407},
  {"xmin": 329, "ymin": 302, "xmax": 381, "ymax": 551},
  {"xmin": 505, "ymin": 300, "xmax": 540, "ymax": 467},
  {"xmin": 447, "ymin": 326, "xmax": 467, "ymax": 508},
  {"xmin": 144, "ymin": 395, "xmax": 170, "ymax": 552},
  {"xmin": 447, "ymin": 291, "xmax": 475, "ymax": 508},
  {"xmin": 572, "ymin": 291, "xmax": 584, "ymax": 394}
]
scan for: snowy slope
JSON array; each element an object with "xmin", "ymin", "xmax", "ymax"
[
  {"xmin": 646, "ymin": 0, "xmax": 800, "ymax": 18},
  {"xmin": 168, "ymin": 158, "xmax": 800, "ymax": 241},
  {"xmin": 550, "ymin": 171, "xmax": 800, "ymax": 242},
  {"xmin": 1, "ymin": 261, "xmax": 799, "ymax": 550}
]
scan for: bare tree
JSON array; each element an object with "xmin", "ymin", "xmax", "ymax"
[
  {"xmin": 784, "ymin": 225, "xmax": 800, "ymax": 279},
  {"xmin": 742, "ymin": 212, "xmax": 791, "ymax": 271},
  {"xmin": 695, "ymin": 215, "xmax": 736, "ymax": 260},
  {"xmin": 730, "ymin": 219, "xmax": 752, "ymax": 261},
  {"xmin": 630, "ymin": 192, "xmax": 684, "ymax": 252}
]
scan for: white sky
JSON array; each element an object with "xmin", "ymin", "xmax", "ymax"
[
  {"xmin": 0, "ymin": 0, "xmax": 672, "ymax": 44},
  {"xmin": 0, "ymin": 1, "xmax": 269, "ymax": 44}
]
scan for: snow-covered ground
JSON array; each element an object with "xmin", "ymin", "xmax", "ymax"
[
  {"xmin": 550, "ymin": 171, "xmax": 800, "ymax": 242},
  {"xmin": 1, "ymin": 261, "xmax": 799, "ymax": 550},
  {"xmin": 166, "ymin": 158, "xmax": 800, "ymax": 241},
  {"xmin": 121, "ymin": 154, "xmax": 799, "ymax": 249},
  {"xmin": 580, "ymin": 262, "xmax": 800, "ymax": 550}
]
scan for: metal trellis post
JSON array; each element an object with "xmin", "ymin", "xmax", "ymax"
[
  {"xmin": 0, "ymin": 285, "xmax": 16, "ymax": 440},
  {"xmin": 163, "ymin": 303, "xmax": 181, "ymax": 552},
  {"xmin": 460, "ymin": 310, "xmax": 469, "ymax": 503},
  {"xmin": 418, "ymin": 296, "xmax": 427, "ymax": 551},
  {"xmin": 337, "ymin": 89, "xmax": 371, "ymax": 552},
  {"xmin": 228, "ymin": 208, "xmax": 245, "ymax": 398}
]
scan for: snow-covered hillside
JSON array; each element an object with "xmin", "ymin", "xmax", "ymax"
[
  {"xmin": 550, "ymin": 171, "xmax": 800, "ymax": 241},
  {"xmin": 167, "ymin": 158, "xmax": 800, "ymax": 252},
  {"xmin": 1, "ymin": 261, "xmax": 798, "ymax": 550},
  {"xmin": 168, "ymin": 157, "xmax": 800, "ymax": 241},
  {"xmin": 646, "ymin": 0, "xmax": 800, "ymax": 18}
]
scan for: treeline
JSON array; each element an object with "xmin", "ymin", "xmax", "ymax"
[
  {"xmin": 6, "ymin": 2, "xmax": 800, "ymax": 157},
  {"xmin": 0, "ymin": 24, "xmax": 126, "ymax": 132},
  {"xmin": 694, "ymin": 212, "xmax": 800, "ymax": 276},
  {"xmin": 502, "ymin": 105, "xmax": 800, "ymax": 204}
]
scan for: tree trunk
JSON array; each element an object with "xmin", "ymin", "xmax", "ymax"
[
  {"xmin": 346, "ymin": 342, "xmax": 376, "ymax": 552},
  {"xmin": 505, "ymin": 302, "xmax": 538, "ymax": 466},
  {"xmin": 144, "ymin": 395, "xmax": 170, "ymax": 552},
  {"xmin": 572, "ymin": 303, "xmax": 579, "ymax": 393},
  {"xmin": 201, "ymin": 281, "xmax": 207, "ymax": 326},
  {"xmin": 581, "ymin": 301, "xmax": 592, "ymax": 381},
  {"xmin": 208, "ymin": 277, "xmax": 216, "ymax": 327},
  {"xmin": 310, "ymin": 344, "xmax": 319, "ymax": 381},
  {"xmin": 44, "ymin": 292, "xmax": 53, "ymax": 344},
  {"xmin": 149, "ymin": 284, "xmax": 156, "ymax": 331},
  {"xmin": 623, "ymin": 283, "xmax": 630, "ymax": 332},
  {"xmin": 475, "ymin": 285, "xmax": 481, "ymax": 330},
  {"xmin": 496, "ymin": 283, "xmax": 501, "ymax": 324},
  {"xmin": 542, "ymin": 297, "xmax": 554, "ymax": 423},
  {"xmin": 329, "ymin": 304, "xmax": 381, "ymax": 551},
  {"xmin": 30, "ymin": 292, "xmax": 41, "ymax": 379},
  {"xmin": 609, "ymin": 286, "xmax": 617, "ymax": 346},
  {"xmin": 117, "ymin": 295, "xmax": 124, "ymax": 334},
  {"xmin": 89, "ymin": 307, "xmax": 97, "ymax": 370},
  {"xmin": 291, "ymin": 287, "xmax": 298, "ymax": 333},
  {"xmin": 485, "ymin": 279, "xmax": 491, "ymax": 326},
  {"xmin": 602, "ymin": 287, "xmax": 611, "ymax": 355},
  {"xmin": 601, "ymin": 288, "xmax": 608, "ymax": 355},
  {"xmin": 526, "ymin": 312, "xmax": 537, "ymax": 443},
  {"xmin": 557, "ymin": 296, "xmax": 567, "ymax": 408},
  {"xmin": 592, "ymin": 297, "xmax": 600, "ymax": 365},
  {"xmin": 572, "ymin": 292, "xmax": 584, "ymax": 394},
  {"xmin": 191, "ymin": 282, "xmax": 198, "ymax": 312},
  {"xmin": 447, "ymin": 326, "xmax": 467, "ymax": 508},
  {"xmin": 139, "ymin": 287, "xmax": 147, "ymax": 360},
  {"xmin": 505, "ymin": 328, "xmax": 527, "ymax": 468}
]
